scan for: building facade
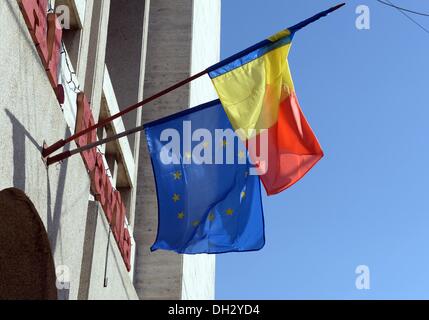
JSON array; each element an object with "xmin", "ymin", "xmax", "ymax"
[{"xmin": 0, "ymin": 0, "xmax": 220, "ymax": 300}]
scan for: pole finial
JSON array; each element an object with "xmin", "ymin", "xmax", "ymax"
[{"xmin": 332, "ymin": 3, "xmax": 346, "ymax": 11}]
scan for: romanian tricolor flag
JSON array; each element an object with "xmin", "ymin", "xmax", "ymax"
[{"xmin": 208, "ymin": 4, "xmax": 344, "ymax": 195}]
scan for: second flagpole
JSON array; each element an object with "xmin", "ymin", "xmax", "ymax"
[
  {"xmin": 46, "ymin": 123, "xmax": 147, "ymax": 166},
  {"xmin": 42, "ymin": 70, "xmax": 208, "ymax": 157}
]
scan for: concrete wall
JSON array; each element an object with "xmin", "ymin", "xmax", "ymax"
[
  {"xmin": 0, "ymin": 0, "xmax": 137, "ymax": 300},
  {"xmin": 189, "ymin": 0, "xmax": 221, "ymax": 108}
]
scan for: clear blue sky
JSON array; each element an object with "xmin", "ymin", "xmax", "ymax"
[{"xmin": 216, "ymin": 0, "xmax": 429, "ymax": 299}]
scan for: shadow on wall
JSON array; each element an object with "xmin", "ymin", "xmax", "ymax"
[
  {"xmin": 5, "ymin": 109, "xmax": 73, "ymax": 300},
  {"xmin": 45, "ymin": 129, "xmax": 73, "ymax": 300},
  {"xmin": 46, "ymin": 144, "xmax": 71, "ymax": 301},
  {"xmin": 5, "ymin": 109, "xmax": 42, "ymax": 191}
]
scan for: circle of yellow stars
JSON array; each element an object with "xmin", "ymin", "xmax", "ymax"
[{"xmin": 172, "ymin": 139, "xmax": 249, "ymax": 227}]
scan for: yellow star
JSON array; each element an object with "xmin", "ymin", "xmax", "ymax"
[
  {"xmin": 178, "ymin": 212, "xmax": 185, "ymax": 220},
  {"xmin": 241, "ymin": 191, "xmax": 246, "ymax": 199},
  {"xmin": 226, "ymin": 208, "xmax": 234, "ymax": 216},
  {"xmin": 208, "ymin": 212, "xmax": 215, "ymax": 222},
  {"xmin": 172, "ymin": 193, "xmax": 180, "ymax": 202},
  {"xmin": 221, "ymin": 139, "xmax": 228, "ymax": 147},
  {"xmin": 238, "ymin": 151, "xmax": 246, "ymax": 159},
  {"xmin": 184, "ymin": 152, "xmax": 192, "ymax": 160},
  {"xmin": 192, "ymin": 220, "xmax": 200, "ymax": 227},
  {"xmin": 172, "ymin": 171, "xmax": 182, "ymax": 180},
  {"xmin": 203, "ymin": 141, "xmax": 210, "ymax": 149}
]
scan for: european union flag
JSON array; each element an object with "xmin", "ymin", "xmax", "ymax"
[{"xmin": 144, "ymin": 100, "xmax": 265, "ymax": 254}]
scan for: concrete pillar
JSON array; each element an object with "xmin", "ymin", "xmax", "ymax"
[
  {"xmin": 84, "ymin": 0, "xmax": 110, "ymax": 120},
  {"xmin": 72, "ymin": 0, "xmax": 94, "ymax": 88},
  {"xmin": 78, "ymin": 200, "xmax": 99, "ymax": 300},
  {"xmin": 133, "ymin": 0, "xmax": 194, "ymax": 300}
]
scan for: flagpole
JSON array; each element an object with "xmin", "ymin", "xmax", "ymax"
[
  {"xmin": 288, "ymin": 2, "xmax": 346, "ymax": 33},
  {"xmin": 42, "ymin": 2, "xmax": 346, "ymax": 160},
  {"xmin": 46, "ymin": 123, "xmax": 147, "ymax": 166},
  {"xmin": 42, "ymin": 70, "xmax": 208, "ymax": 157}
]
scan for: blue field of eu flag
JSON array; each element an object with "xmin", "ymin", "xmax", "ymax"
[{"xmin": 144, "ymin": 100, "xmax": 265, "ymax": 254}]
